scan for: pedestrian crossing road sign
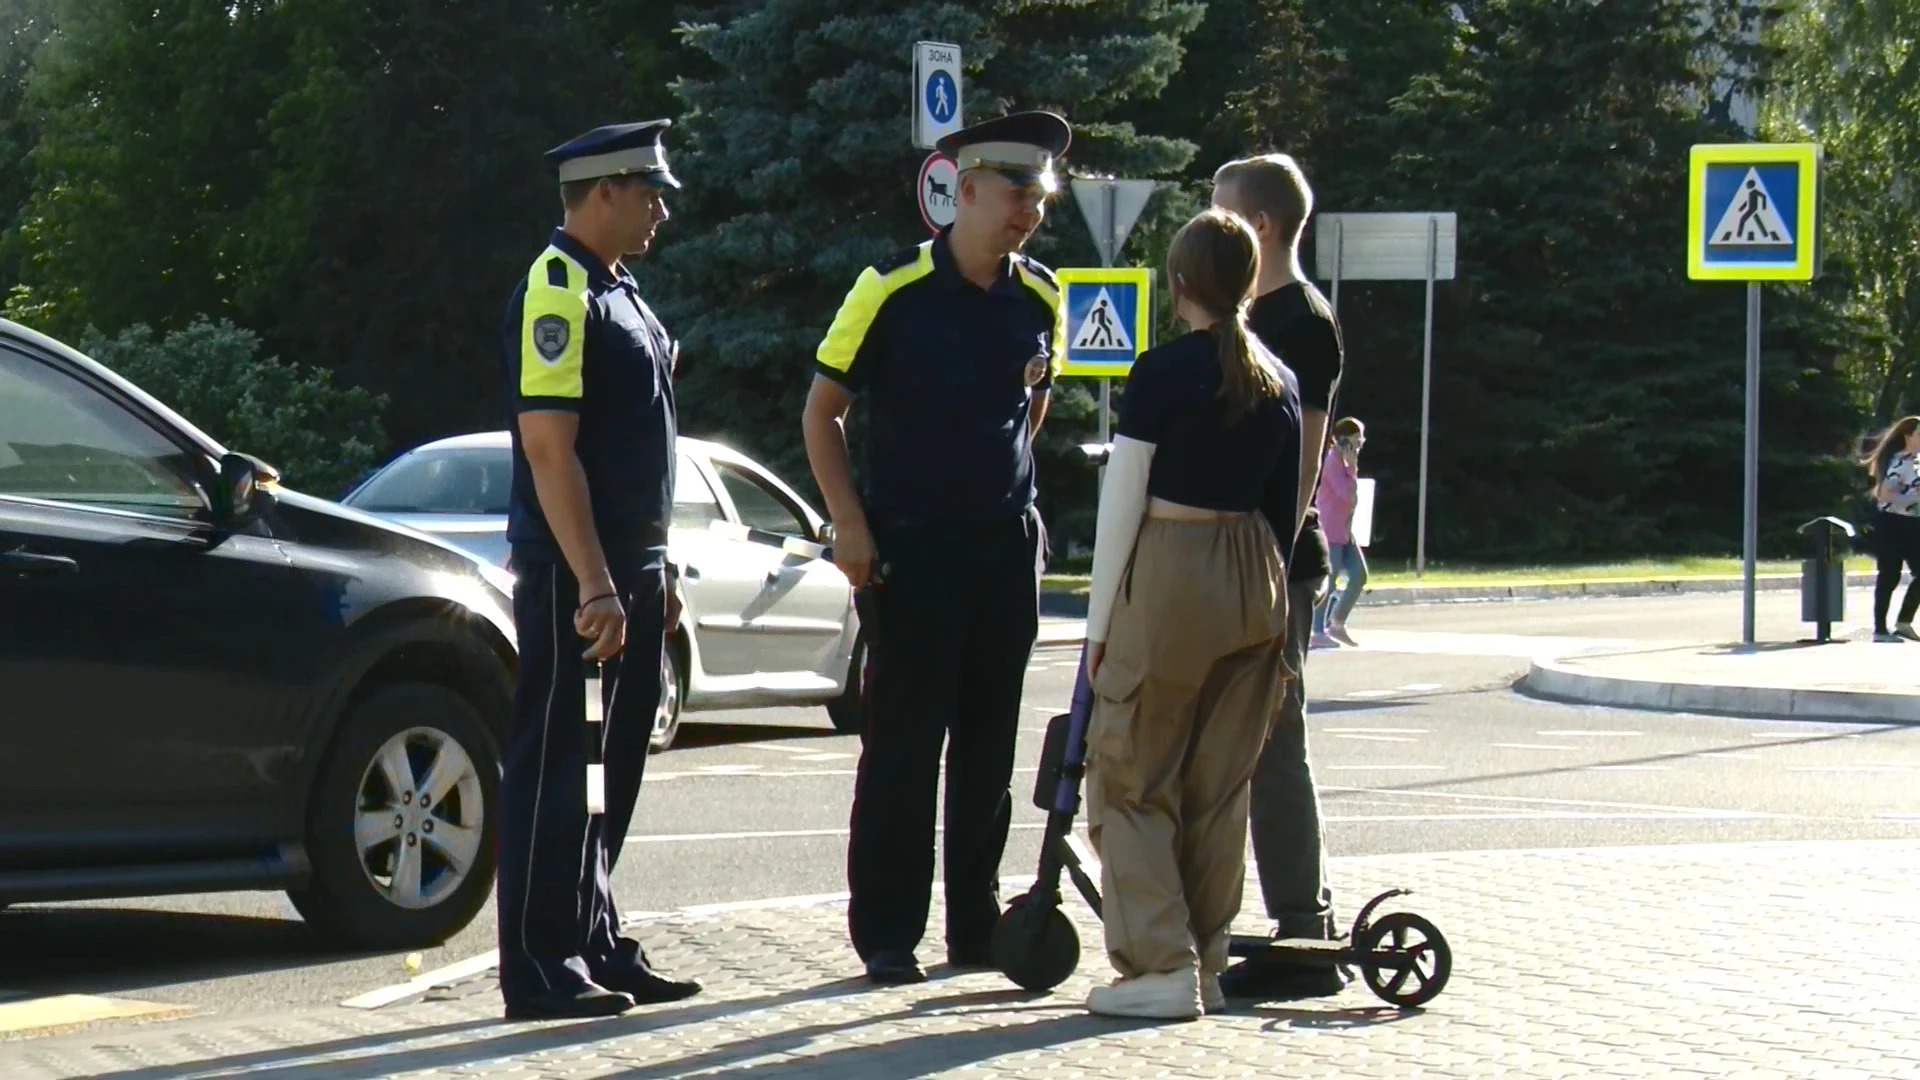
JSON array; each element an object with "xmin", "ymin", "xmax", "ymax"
[
  {"xmin": 1058, "ymin": 267, "xmax": 1151, "ymax": 378},
  {"xmin": 1688, "ymin": 142, "xmax": 1822, "ymax": 282}
]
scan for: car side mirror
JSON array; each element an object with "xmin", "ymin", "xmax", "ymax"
[
  {"xmin": 210, "ymin": 452, "xmax": 277, "ymax": 526},
  {"xmin": 818, "ymin": 522, "xmax": 835, "ymax": 546}
]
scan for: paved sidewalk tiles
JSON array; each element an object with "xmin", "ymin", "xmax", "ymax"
[{"xmin": 5, "ymin": 839, "xmax": 1918, "ymax": 1078}]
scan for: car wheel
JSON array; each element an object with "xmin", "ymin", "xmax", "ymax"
[
  {"xmin": 289, "ymin": 682, "xmax": 499, "ymax": 950},
  {"xmin": 826, "ymin": 632, "xmax": 867, "ymax": 735},
  {"xmin": 651, "ymin": 637, "xmax": 686, "ymax": 753}
]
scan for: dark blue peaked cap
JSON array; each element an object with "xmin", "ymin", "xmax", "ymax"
[
  {"xmin": 936, "ymin": 110, "xmax": 1072, "ymax": 191},
  {"xmin": 546, "ymin": 119, "xmax": 679, "ymax": 188}
]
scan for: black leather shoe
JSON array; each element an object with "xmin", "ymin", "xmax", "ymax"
[
  {"xmin": 1218, "ymin": 954, "xmax": 1351, "ymax": 1001},
  {"xmin": 504, "ymin": 982, "xmax": 635, "ymax": 1021},
  {"xmin": 596, "ymin": 965, "xmax": 703, "ymax": 1005},
  {"xmin": 866, "ymin": 950, "xmax": 927, "ymax": 984}
]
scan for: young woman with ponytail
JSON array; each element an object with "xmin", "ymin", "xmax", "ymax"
[{"xmin": 1080, "ymin": 208, "xmax": 1303, "ymax": 1019}]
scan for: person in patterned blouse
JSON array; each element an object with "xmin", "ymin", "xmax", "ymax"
[{"xmin": 1864, "ymin": 416, "xmax": 1920, "ymax": 642}]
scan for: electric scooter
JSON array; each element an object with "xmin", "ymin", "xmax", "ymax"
[{"xmin": 989, "ymin": 445, "xmax": 1452, "ymax": 1008}]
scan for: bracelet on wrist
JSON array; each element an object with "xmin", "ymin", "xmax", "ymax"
[{"xmin": 577, "ymin": 591, "xmax": 617, "ymax": 613}]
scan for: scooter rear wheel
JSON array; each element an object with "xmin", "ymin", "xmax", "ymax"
[{"xmin": 993, "ymin": 893, "xmax": 1080, "ymax": 992}]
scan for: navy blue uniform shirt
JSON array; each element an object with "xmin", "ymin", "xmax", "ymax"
[
  {"xmin": 1116, "ymin": 327, "xmax": 1302, "ymax": 525},
  {"xmin": 814, "ymin": 229, "xmax": 1063, "ymax": 527},
  {"xmin": 502, "ymin": 228, "xmax": 678, "ymax": 562}
]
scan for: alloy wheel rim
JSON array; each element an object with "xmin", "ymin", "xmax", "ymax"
[{"xmin": 353, "ymin": 726, "xmax": 484, "ymax": 910}]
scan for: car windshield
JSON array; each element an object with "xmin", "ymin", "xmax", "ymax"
[{"xmin": 345, "ymin": 447, "xmax": 512, "ymax": 515}]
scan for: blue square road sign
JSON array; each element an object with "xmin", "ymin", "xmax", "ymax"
[{"xmin": 1058, "ymin": 267, "xmax": 1152, "ymax": 378}]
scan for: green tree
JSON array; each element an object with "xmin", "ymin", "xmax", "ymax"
[
  {"xmin": 655, "ymin": 0, "xmax": 1205, "ymax": 552},
  {"xmin": 0, "ymin": 0, "xmax": 59, "ymax": 293},
  {"xmin": 1765, "ymin": 0, "xmax": 1920, "ymax": 422},
  {"xmin": 80, "ymin": 317, "xmax": 388, "ymax": 498}
]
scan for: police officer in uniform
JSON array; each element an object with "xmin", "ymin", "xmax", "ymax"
[
  {"xmin": 495, "ymin": 120, "xmax": 702, "ymax": 1020},
  {"xmin": 802, "ymin": 111, "xmax": 1072, "ymax": 985}
]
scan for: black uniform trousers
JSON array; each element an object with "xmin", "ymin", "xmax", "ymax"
[
  {"xmin": 496, "ymin": 548, "xmax": 666, "ymax": 1006},
  {"xmin": 847, "ymin": 507, "xmax": 1044, "ymax": 961}
]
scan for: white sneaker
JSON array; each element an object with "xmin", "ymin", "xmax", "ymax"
[
  {"xmin": 1086, "ymin": 969, "xmax": 1202, "ymax": 1020},
  {"xmin": 1202, "ymin": 973, "xmax": 1226, "ymax": 1013}
]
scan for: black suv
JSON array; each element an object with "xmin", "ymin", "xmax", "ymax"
[{"xmin": 0, "ymin": 318, "xmax": 517, "ymax": 949}]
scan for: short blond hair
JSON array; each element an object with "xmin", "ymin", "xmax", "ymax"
[{"xmin": 1213, "ymin": 154, "xmax": 1315, "ymax": 246}]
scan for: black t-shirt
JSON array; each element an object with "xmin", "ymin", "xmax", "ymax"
[
  {"xmin": 1117, "ymin": 327, "xmax": 1302, "ymax": 522},
  {"xmin": 1247, "ymin": 282, "xmax": 1344, "ymax": 583}
]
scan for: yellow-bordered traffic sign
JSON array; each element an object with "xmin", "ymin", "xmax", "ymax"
[
  {"xmin": 1057, "ymin": 267, "xmax": 1151, "ymax": 378},
  {"xmin": 1687, "ymin": 142, "xmax": 1822, "ymax": 282}
]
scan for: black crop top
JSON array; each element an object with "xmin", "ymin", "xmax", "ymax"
[{"xmin": 1115, "ymin": 327, "xmax": 1303, "ymax": 519}]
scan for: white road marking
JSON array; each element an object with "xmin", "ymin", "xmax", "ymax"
[
  {"xmin": 1702, "ymin": 751, "xmax": 1763, "ymax": 761},
  {"xmin": 745, "ymin": 743, "xmax": 836, "ymax": 757},
  {"xmin": 1785, "ymin": 765, "xmax": 1913, "ymax": 774},
  {"xmin": 1029, "ymin": 705, "xmax": 1067, "ymax": 713},
  {"xmin": 1333, "ymin": 734, "xmax": 1417, "ymax": 743},
  {"xmin": 1343, "ymin": 689, "xmax": 1397, "ymax": 699},
  {"xmin": 1397, "ymin": 683, "xmax": 1444, "ymax": 692},
  {"xmin": 1490, "ymin": 742, "xmax": 1579, "ymax": 751},
  {"xmin": 1323, "ymin": 727, "xmax": 1431, "ymax": 733},
  {"xmin": 1580, "ymin": 765, "xmax": 1672, "ymax": 773},
  {"xmin": 1322, "ymin": 786, "xmax": 1782, "ymax": 819},
  {"xmin": 793, "ymin": 752, "xmax": 854, "ymax": 762},
  {"xmin": 341, "ymin": 949, "xmax": 503, "ymax": 1010},
  {"xmin": 1538, "ymin": 729, "xmax": 1643, "ymax": 737},
  {"xmin": 1323, "ymin": 764, "xmax": 1444, "ymax": 772}
]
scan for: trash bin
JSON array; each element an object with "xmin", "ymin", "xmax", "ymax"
[{"xmin": 1797, "ymin": 515, "xmax": 1856, "ymax": 643}]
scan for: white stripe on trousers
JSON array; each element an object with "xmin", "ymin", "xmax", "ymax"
[{"xmin": 517, "ymin": 566, "xmax": 559, "ymax": 991}]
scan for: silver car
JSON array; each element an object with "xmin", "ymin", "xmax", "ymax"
[{"xmin": 341, "ymin": 432, "xmax": 865, "ymax": 751}]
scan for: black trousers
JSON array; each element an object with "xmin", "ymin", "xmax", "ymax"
[
  {"xmin": 1873, "ymin": 510, "xmax": 1920, "ymax": 632},
  {"xmin": 495, "ymin": 551, "xmax": 665, "ymax": 1004},
  {"xmin": 847, "ymin": 508, "xmax": 1044, "ymax": 961}
]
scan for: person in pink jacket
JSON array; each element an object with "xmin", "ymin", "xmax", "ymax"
[{"xmin": 1312, "ymin": 418, "xmax": 1367, "ymax": 647}]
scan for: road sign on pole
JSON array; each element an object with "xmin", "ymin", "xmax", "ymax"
[
  {"xmin": 1058, "ymin": 267, "xmax": 1151, "ymax": 379},
  {"xmin": 1070, "ymin": 178, "xmax": 1157, "ymax": 270},
  {"xmin": 1313, "ymin": 211, "xmax": 1458, "ymax": 578},
  {"xmin": 917, "ymin": 152, "xmax": 957, "ymax": 234},
  {"xmin": 1069, "ymin": 178, "xmax": 1157, "ymax": 441},
  {"xmin": 1688, "ymin": 142, "xmax": 1823, "ymax": 646},
  {"xmin": 912, "ymin": 42, "xmax": 963, "ymax": 149}
]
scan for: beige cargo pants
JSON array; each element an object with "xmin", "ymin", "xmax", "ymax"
[{"xmin": 1086, "ymin": 512, "xmax": 1292, "ymax": 979}]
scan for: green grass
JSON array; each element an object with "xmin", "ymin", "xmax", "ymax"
[{"xmin": 1041, "ymin": 556, "xmax": 1827, "ymax": 594}]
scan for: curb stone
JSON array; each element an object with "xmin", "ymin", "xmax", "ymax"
[
  {"xmin": 1520, "ymin": 653, "xmax": 1920, "ymax": 724},
  {"xmin": 1038, "ymin": 571, "xmax": 1878, "ymax": 617}
]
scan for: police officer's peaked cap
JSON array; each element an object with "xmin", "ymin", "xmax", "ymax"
[
  {"xmin": 546, "ymin": 119, "xmax": 680, "ymax": 188},
  {"xmin": 937, "ymin": 110, "xmax": 1072, "ymax": 192}
]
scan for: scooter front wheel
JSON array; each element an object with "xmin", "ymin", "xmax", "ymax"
[{"xmin": 993, "ymin": 893, "xmax": 1080, "ymax": 992}]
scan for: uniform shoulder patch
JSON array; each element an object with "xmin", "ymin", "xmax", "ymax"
[
  {"xmin": 872, "ymin": 243, "xmax": 928, "ymax": 276},
  {"xmin": 546, "ymin": 256, "xmax": 570, "ymax": 289},
  {"xmin": 1015, "ymin": 254, "xmax": 1058, "ymax": 288}
]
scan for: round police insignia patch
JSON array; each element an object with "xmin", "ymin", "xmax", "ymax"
[
  {"xmin": 532, "ymin": 315, "xmax": 570, "ymax": 365},
  {"xmin": 1024, "ymin": 354, "xmax": 1048, "ymax": 387}
]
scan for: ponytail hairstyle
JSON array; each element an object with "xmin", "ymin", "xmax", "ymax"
[
  {"xmin": 1167, "ymin": 207, "xmax": 1282, "ymax": 425},
  {"xmin": 1862, "ymin": 416, "xmax": 1920, "ymax": 481}
]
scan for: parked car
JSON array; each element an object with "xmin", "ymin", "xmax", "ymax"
[
  {"xmin": 0, "ymin": 317, "xmax": 519, "ymax": 950},
  {"xmin": 340, "ymin": 431, "xmax": 865, "ymax": 750}
]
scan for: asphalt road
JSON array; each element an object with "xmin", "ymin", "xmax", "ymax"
[{"xmin": 4, "ymin": 587, "xmax": 1917, "ymax": 1031}]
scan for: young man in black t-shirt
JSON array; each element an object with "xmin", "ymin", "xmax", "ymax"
[{"xmin": 1212, "ymin": 153, "xmax": 1348, "ymax": 1001}]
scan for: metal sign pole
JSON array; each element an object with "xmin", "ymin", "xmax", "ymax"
[
  {"xmin": 1098, "ymin": 184, "xmax": 1116, "ymax": 444},
  {"xmin": 1743, "ymin": 282, "xmax": 1761, "ymax": 645},
  {"xmin": 1417, "ymin": 215, "xmax": 1437, "ymax": 579},
  {"xmin": 1330, "ymin": 219, "xmax": 1344, "ymax": 317}
]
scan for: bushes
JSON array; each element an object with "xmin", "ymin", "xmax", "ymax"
[{"xmin": 79, "ymin": 317, "xmax": 387, "ymax": 499}]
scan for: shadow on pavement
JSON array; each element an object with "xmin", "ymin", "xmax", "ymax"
[
  {"xmin": 73, "ymin": 974, "xmax": 1160, "ymax": 1080},
  {"xmin": 668, "ymin": 721, "xmax": 845, "ymax": 750},
  {"xmin": 1250, "ymin": 1002, "xmax": 1422, "ymax": 1030},
  {"xmin": 0, "ymin": 906, "xmax": 379, "ymax": 998}
]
